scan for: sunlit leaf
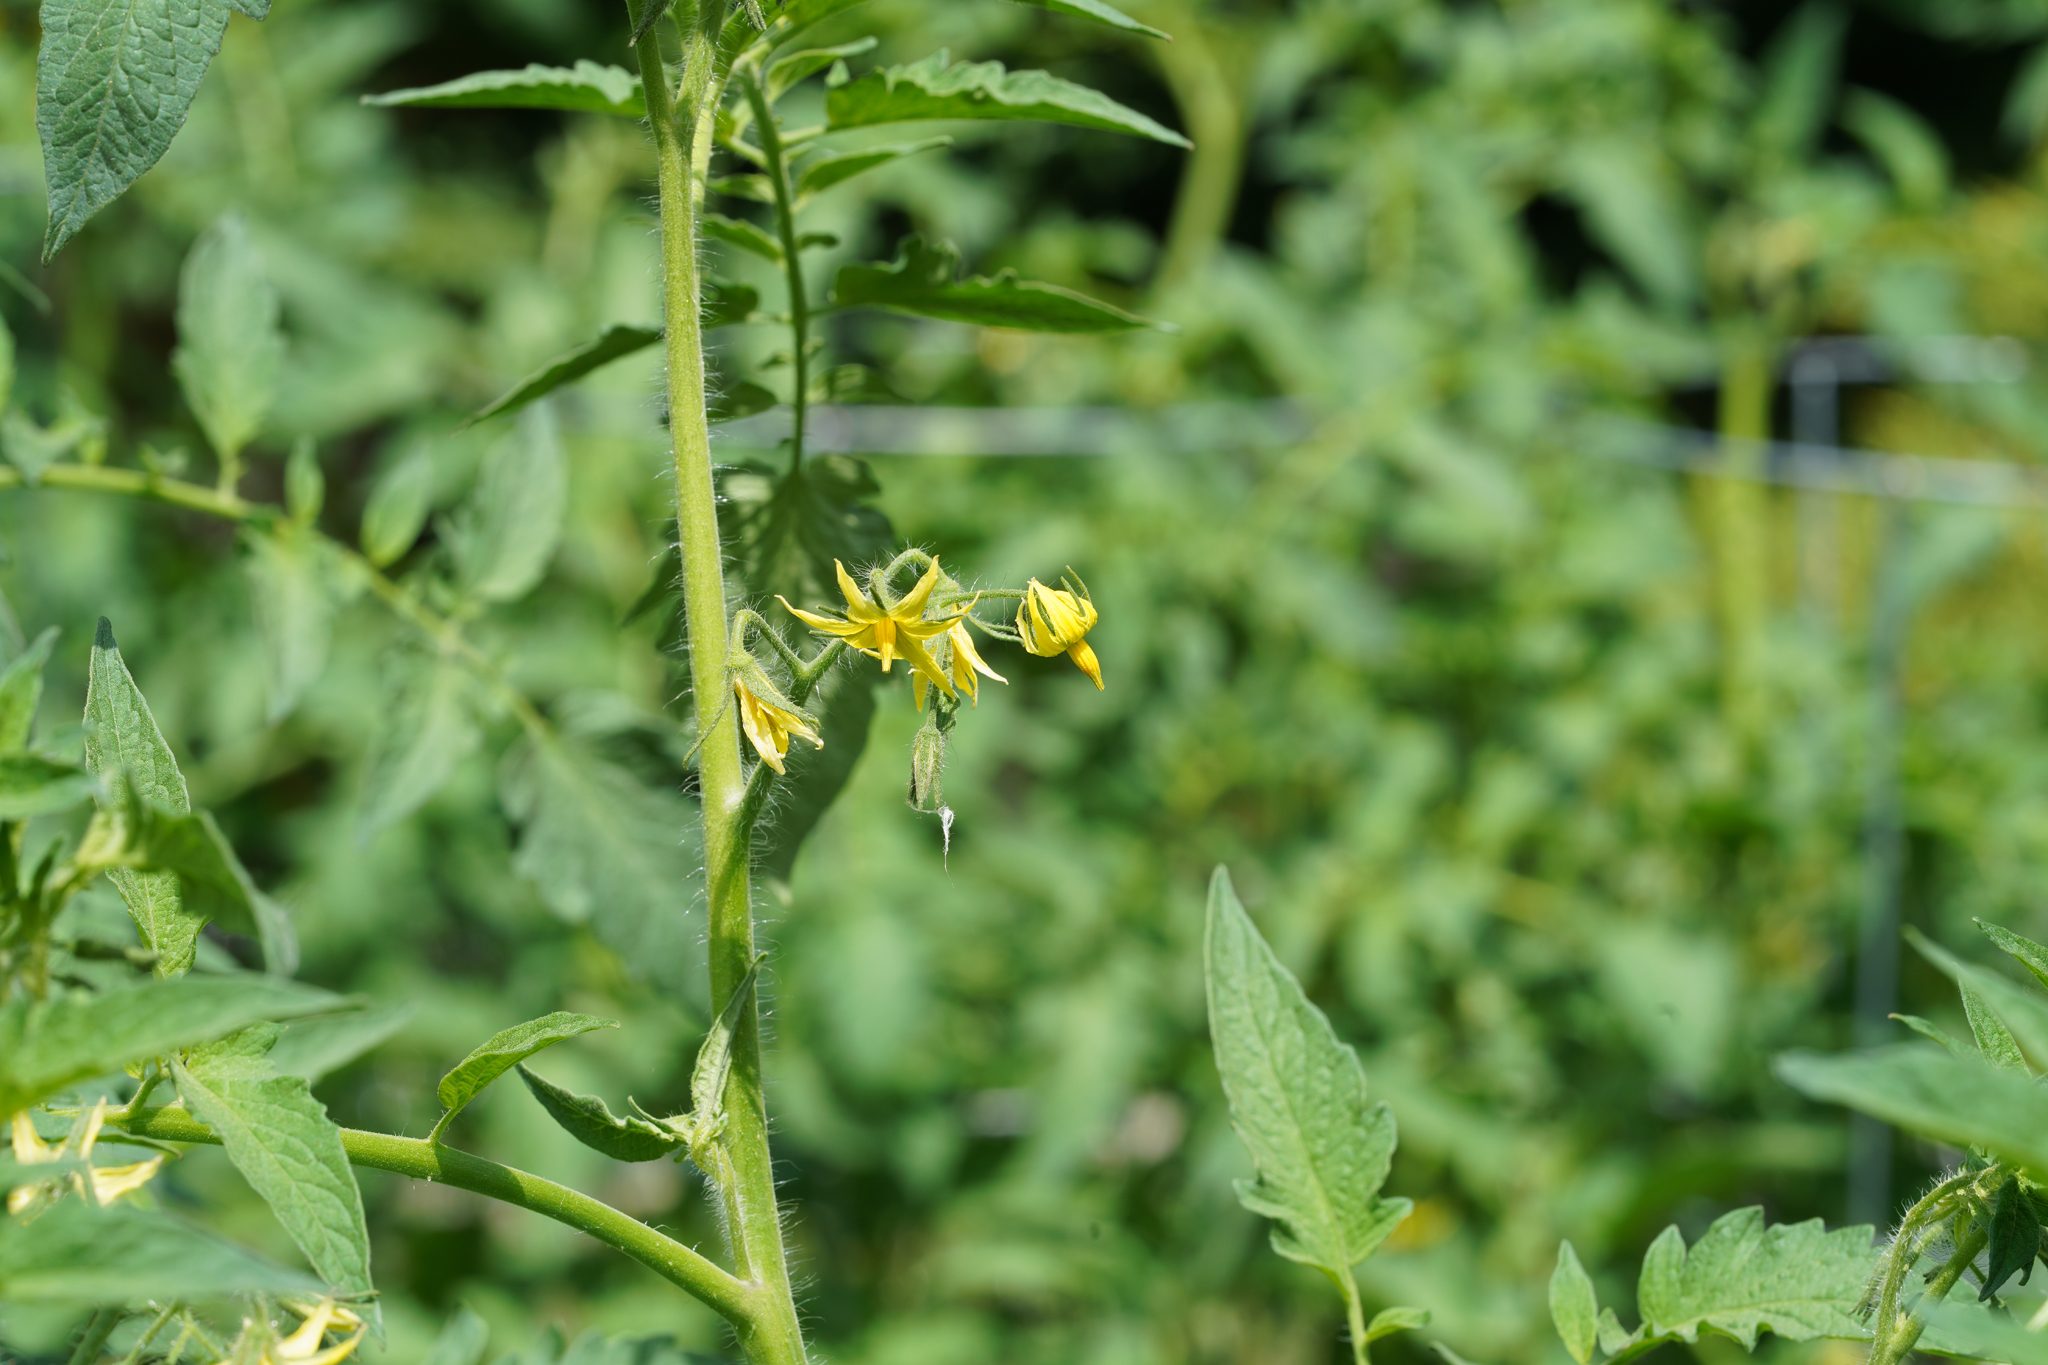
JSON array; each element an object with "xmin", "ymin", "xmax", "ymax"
[
  {"xmin": 363, "ymin": 62, "xmax": 644, "ymax": 118},
  {"xmin": 825, "ymin": 52, "xmax": 1189, "ymax": 147},
  {"xmin": 833, "ymin": 236, "xmax": 1152, "ymax": 332}
]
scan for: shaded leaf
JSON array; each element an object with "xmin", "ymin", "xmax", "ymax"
[
  {"xmin": 833, "ymin": 236, "xmax": 1152, "ymax": 332},
  {"xmin": 447, "ymin": 405, "xmax": 567, "ymax": 603},
  {"xmin": 754, "ymin": 662, "xmax": 875, "ymax": 886},
  {"xmin": 1911, "ymin": 929, "xmax": 2048, "ymax": 1067},
  {"xmin": 1204, "ymin": 867, "xmax": 1409, "ymax": 1279},
  {"xmin": 361, "ymin": 446, "xmax": 435, "ymax": 567},
  {"xmin": 691, "ymin": 961, "xmax": 760, "ymax": 1122},
  {"xmin": 795, "ymin": 137, "xmax": 952, "ymax": 199},
  {"xmin": 1983, "ymin": 1175, "xmax": 2040, "ymax": 1302},
  {"xmin": 173, "ymin": 1028, "xmax": 374, "ymax": 1307},
  {"xmin": 0, "ymin": 626, "xmax": 58, "ymax": 751},
  {"xmin": 36, "ymin": 0, "xmax": 236, "ymax": 258},
  {"xmin": 0, "ymin": 973, "xmax": 340, "ymax": 1112},
  {"xmin": 357, "ymin": 654, "xmax": 480, "ymax": 839},
  {"xmin": 0, "ymin": 1198, "xmax": 316, "ymax": 1303},
  {"xmin": 825, "ymin": 51, "xmax": 1190, "ymax": 147},
  {"xmin": 109, "ymin": 798, "xmax": 299, "ymax": 975},
  {"xmin": 246, "ymin": 527, "xmax": 338, "ymax": 724},
  {"xmin": 0, "ymin": 753, "xmax": 97, "ymax": 820},
  {"xmin": 1633, "ymin": 1207, "xmax": 1873, "ymax": 1349},
  {"xmin": 517, "ymin": 1065, "xmax": 680, "ymax": 1163},
  {"xmin": 1004, "ymin": 0, "xmax": 1165, "ymax": 38},
  {"xmin": 468, "ymin": 325, "xmax": 662, "ymax": 426},
  {"xmin": 1551, "ymin": 1242, "xmax": 1599, "ymax": 1365},
  {"xmin": 267, "ymin": 1002, "xmax": 414, "ymax": 1085},
  {"xmin": 1754, "ymin": 3, "xmax": 1846, "ymax": 158},
  {"xmin": 1980, "ymin": 919, "xmax": 2048, "ymax": 990},
  {"xmin": 363, "ymin": 62, "xmax": 644, "ymax": 118},
  {"xmin": 425, "ymin": 1308, "xmax": 492, "ymax": 1365},
  {"xmin": 765, "ymin": 38, "xmax": 879, "ymax": 103},
  {"xmin": 433, "ymin": 1011, "xmax": 618, "ymax": 1138},
  {"xmin": 1777, "ymin": 1044, "xmax": 2048, "ymax": 1177},
  {"xmin": 703, "ymin": 212, "xmax": 783, "ymax": 264},
  {"xmin": 173, "ymin": 214, "xmax": 285, "ymax": 464}
]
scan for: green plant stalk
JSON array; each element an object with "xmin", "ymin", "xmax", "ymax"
[
  {"xmin": 112, "ymin": 1106, "xmax": 759, "ymax": 1327},
  {"xmin": 737, "ymin": 70, "xmax": 811, "ymax": 472},
  {"xmin": 1340, "ymin": 1276, "xmax": 1371, "ymax": 1365},
  {"xmin": 635, "ymin": 6, "xmax": 809, "ymax": 1363},
  {"xmin": 1871, "ymin": 1222, "xmax": 1988, "ymax": 1365},
  {"xmin": 65, "ymin": 1307, "xmax": 119, "ymax": 1365}
]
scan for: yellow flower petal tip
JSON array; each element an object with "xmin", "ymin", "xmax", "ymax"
[
  {"xmin": 781, "ymin": 557, "xmax": 963, "ymax": 699},
  {"xmin": 734, "ymin": 675, "xmax": 823, "ymax": 775},
  {"xmin": 1017, "ymin": 577, "xmax": 1103, "ymax": 689}
]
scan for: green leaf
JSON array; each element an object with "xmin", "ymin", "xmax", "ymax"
[
  {"xmin": 35, "ymin": 0, "xmax": 238, "ymax": 259},
  {"xmin": 433, "ymin": 1011, "xmax": 618, "ymax": 1140},
  {"xmin": 0, "ymin": 625, "xmax": 58, "ymax": 751},
  {"xmin": 0, "ymin": 753, "xmax": 97, "ymax": 820},
  {"xmin": 0, "ymin": 311, "xmax": 13, "ymax": 416},
  {"xmin": 446, "ymin": 405, "xmax": 567, "ymax": 603},
  {"xmin": 363, "ymin": 62, "xmax": 645, "ymax": 117},
  {"xmin": 172, "ymin": 1027, "xmax": 374, "ymax": 1307},
  {"xmin": 824, "ymin": 52, "xmax": 1190, "ymax": 148},
  {"xmin": 0, "ymin": 973, "xmax": 340, "ymax": 1112},
  {"xmin": 1777, "ymin": 1044, "xmax": 2048, "ymax": 1177},
  {"xmin": 1003, "ymin": 0, "xmax": 1166, "ymax": 39},
  {"xmin": 1551, "ymin": 1242, "xmax": 1599, "ymax": 1365},
  {"xmin": 357, "ymin": 654, "xmax": 480, "ymax": 839},
  {"xmin": 1979, "ymin": 919, "xmax": 2048, "ymax": 991},
  {"xmin": 795, "ymin": 137, "xmax": 952, "ymax": 199},
  {"xmin": 1983, "ymin": 1175, "xmax": 2040, "ymax": 1302},
  {"xmin": 709, "ymin": 380, "xmax": 778, "ymax": 424},
  {"xmin": 467, "ymin": 325, "xmax": 661, "ymax": 427},
  {"xmin": 1204, "ymin": 867, "xmax": 1411, "ymax": 1280},
  {"xmin": 109, "ymin": 798, "xmax": 299, "ymax": 976},
  {"xmin": 691, "ymin": 961, "xmax": 760, "ymax": 1123},
  {"xmin": 1559, "ymin": 140, "xmax": 1697, "ymax": 306},
  {"xmin": 246, "ymin": 527, "xmax": 338, "ymax": 725},
  {"xmin": 0, "ymin": 1198, "xmax": 317, "ymax": 1303},
  {"xmin": 1364, "ymin": 1305, "xmax": 1429, "ymax": 1344},
  {"xmin": 500, "ymin": 734, "xmax": 704, "ymax": 999},
  {"xmin": 753, "ymin": 662, "xmax": 875, "ymax": 886},
  {"xmin": 1754, "ymin": 3, "xmax": 1846, "ymax": 158},
  {"xmin": 361, "ymin": 446, "xmax": 435, "ymax": 568},
  {"xmin": 702, "ymin": 212, "xmax": 783, "ymax": 264},
  {"xmin": 286, "ymin": 437, "xmax": 324, "ymax": 524},
  {"xmin": 0, "ymin": 411, "xmax": 78, "ymax": 482},
  {"xmin": 1632, "ymin": 1207, "xmax": 1873, "ymax": 1349},
  {"xmin": 1963, "ymin": 979, "xmax": 2027, "ymax": 1071},
  {"xmin": 1843, "ymin": 88, "xmax": 1949, "ymax": 209},
  {"xmin": 765, "ymin": 38, "xmax": 879, "ymax": 103},
  {"xmin": 267, "ymin": 1002, "xmax": 414, "ymax": 1085},
  {"xmin": 1911, "ymin": 928, "xmax": 2048, "ymax": 1067},
  {"xmin": 833, "ymin": 236, "xmax": 1153, "ymax": 332},
  {"xmin": 83, "ymin": 617, "xmax": 203, "ymax": 974},
  {"xmin": 517, "ymin": 1065, "xmax": 680, "ymax": 1163},
  {"xmin": 425, "ymin": 1307, "xmax": 492, "ymax": 1365},
  {"xmin": 173, "ymin": 215, "xmax": 286, "ymax": 464},
  {"xmin": 1890, "ymin": 1012, "xmax": 1966, "ymax": 1056}
]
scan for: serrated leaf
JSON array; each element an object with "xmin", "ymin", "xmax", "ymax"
[
  {"xmin": 1004, "ymin": 0, "xmax": 1165, "ymax": 38},
  {"xmin": 246, "ymin": 527, "xmax": 337, "ymax": 724},
  {"xmin": 0, "ymin": 626, "xmax": 58, "ymax": 751},
  {"xmin": 500, "ymin": 734, "xmax": 704, "ymax": 1000},
  {"xmin": 1911, "ymin": 928, "xmax": 2048, "ymax": 1067},
  {"xmin": 83, "ymin": 617, "xmax": 203, "ymax": 974},
  {"xmin": 0, "ymin": 973, "xmax": 340, "ymax": 1112},
  {"xmin": 357, "ymin": 654, "xmax": 479, "ymax": 839},
  {"xmin": 433, "ymin": 1011, "xmax": 618, "ymax": 1139},
  {"xmin": 1984, "ymin": 1175, "xmax": 2040, "ymax": 1302},
  {"xmin": 111, "ymin": 798, "xmax": 298, "ymax": 975},
  {"xmin": 1963, "ymin": 979, "xmax": 2027, "ymax": 1071},
  {"xmin": 363, "ymin": 62, "xmax": 644, "ymax": 117},
  {"xmin": 447, "ymin": 405, "xmax": 567, "ymax": 603},
  {"xmin": 172, "ymin": 1028, "xmax": 374, "ymax": 1307},
  {"xmin": 517, "ymin": 1065, "xmax": 680, "ymax": 1163},
  {"xmin": 361, "ymin": 446, "xmax": 434, "ymax": 568},
  {"xmin": 173, "ymin": 214, "xmax": 285, "ymax": 465},
  {"xmin": 36, "ymin": 0, "xmax": 237, "ymax": 259},
  {"xmin": 468, "ymin": 325, "xmax": 662, "ymax": 427},
  {"xmin": 825, "ymin": 52, "xmax": 1189, "ymax": 147},
  {"xmin": 426, "ymin": 1307, "xmax": 492, "ymax": 1365},
  {"xmin": 1551, "ymin": 1242, "xmax": 1599, "ymax": 1365},
  {"xmin": 1979, "ymin": 919, "xmax": 2048, "ymax": 991},
  {"xmin": 1634, "ymin": 1207, "xmax": 1872, "ymax": 1349},
  {"xmin": 1777, "ymin": 1044, "xmax": 2048, "ymax": 1177},
  {"xmin": 833, "ymin": 236, "xmax": 1152, "ymax": 332},
  {"xmin": 0, "ymin": 1198, "xmax": 317, "ymax": 1303},
  {"xmin": 795, "ymin": 137, "xmax": 951, "ymax": 199},
  {"xmin": 1204, "ymin": 867, "xmax": 1410, "ymax": 1280},
  {"xmin": 0, "ymin": 753, "xmax": 96, "ymax": 820}
]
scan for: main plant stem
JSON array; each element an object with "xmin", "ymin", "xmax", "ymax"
[{"xmin": 635, "ymin": 7, "xmax": 808, "ymax": 1363}]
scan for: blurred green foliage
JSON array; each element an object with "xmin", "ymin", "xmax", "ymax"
[{"xmin": 10, "ymin": 0, "xmax": 2048, "ymax": 1360}]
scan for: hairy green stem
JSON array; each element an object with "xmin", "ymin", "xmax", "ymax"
[
  {"xmin": 635, "ymin": 5, "xmax": 809, "ymax": 1363},
  {"xmin": 65, "ymin": 1308, "xmax": 120, "ymax": 1365},
  {"xmin": 113, "ymin": 1106, "xmax": 759, "ymax": 1328},
  {"xmin": 1873, "ymin": 1222, "xmax": 1986, "ymax": 1365},
  {"xmin": 1340, "ymin": 1277, "xmax": 1371, "ymax": 1365},
  {"xmin": 736, "ymin": 70, "xmax": 811, "ymax": 473}
]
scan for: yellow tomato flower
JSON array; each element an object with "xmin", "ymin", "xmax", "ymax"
[
  {"xmin": 7, "ymin": 1102, "xmax": 164, "ymax": 1216},
  {"xmin": 1017, "ymin": 577, "xmax": 1103, "ymax": 689},
  {"xmin": 734, "ymin": 674, "xmax": 823, "ymax": 775},
  {"xmin": 208, "ymin": 1301, "xmax": 365, "ymax": 1365},
  {"xmin": 914, "ymin": 620, "xmax": 1007, "ymax": 710},
  {"xmin": 779, "ymin": 559, "xmax": 961, "ymax": 699}
]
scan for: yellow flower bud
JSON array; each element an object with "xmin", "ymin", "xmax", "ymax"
[{"xmin": 1017, "ymin": 577, "xmax": 1103, "ymax": 689}]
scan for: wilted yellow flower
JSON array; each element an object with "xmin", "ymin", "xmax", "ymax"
[
  {"xmin": 208, "ymin": 1301, "xmax": 365, "ymax": 1365},
  {"xmin": 1017, "ymin": 577, "xmax": 1103, "ymax": 689},
  {"xmin": 8, "ymin": 1102, "xmax": 164, "ymax": 1215},
  {"xmin": 914, "ymin": 620, "xmax": 1007, "ymax": 710},
  {"xmin": 734, "ymin": 674, "xmax": 822, "ymax": 775},
  {"xmin": 779, "ymin": 559, "xmax": 961, "ymax": 698}
]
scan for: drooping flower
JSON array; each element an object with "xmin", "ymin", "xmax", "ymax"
[
  {"xmin": 733, "ymin": 673, "xmax": 823, "ymax": 775},
  {"xmin": 7, "ymin": 1102, "xmax": 164, "ymax": 1216},
  {"xmin": 779, "ymin": 559, "xmax": 961, "ymax": 699},
  {"xmin": 207, "ymin": 1301, "xmax": 366, "ymax": 1365},
  {"xmin": 1017, "ymin": 576, "xmax": 1103, "ymax": 689},
  {"xmin": 914, "ymin": 620, "xmax": 1007, "ymax": 711}
]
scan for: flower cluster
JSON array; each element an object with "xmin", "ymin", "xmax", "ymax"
[
  {"xmin": 724, "ymin": 554, "xmax": 1103, "ymax": 777},
  {"xmin": 8, "ymin": 1101, "xmax": 164, "ymax": 1217},
  {"xmin": 207, "ymin": 1300, "xmax": 366, "ymax": 1365}
]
